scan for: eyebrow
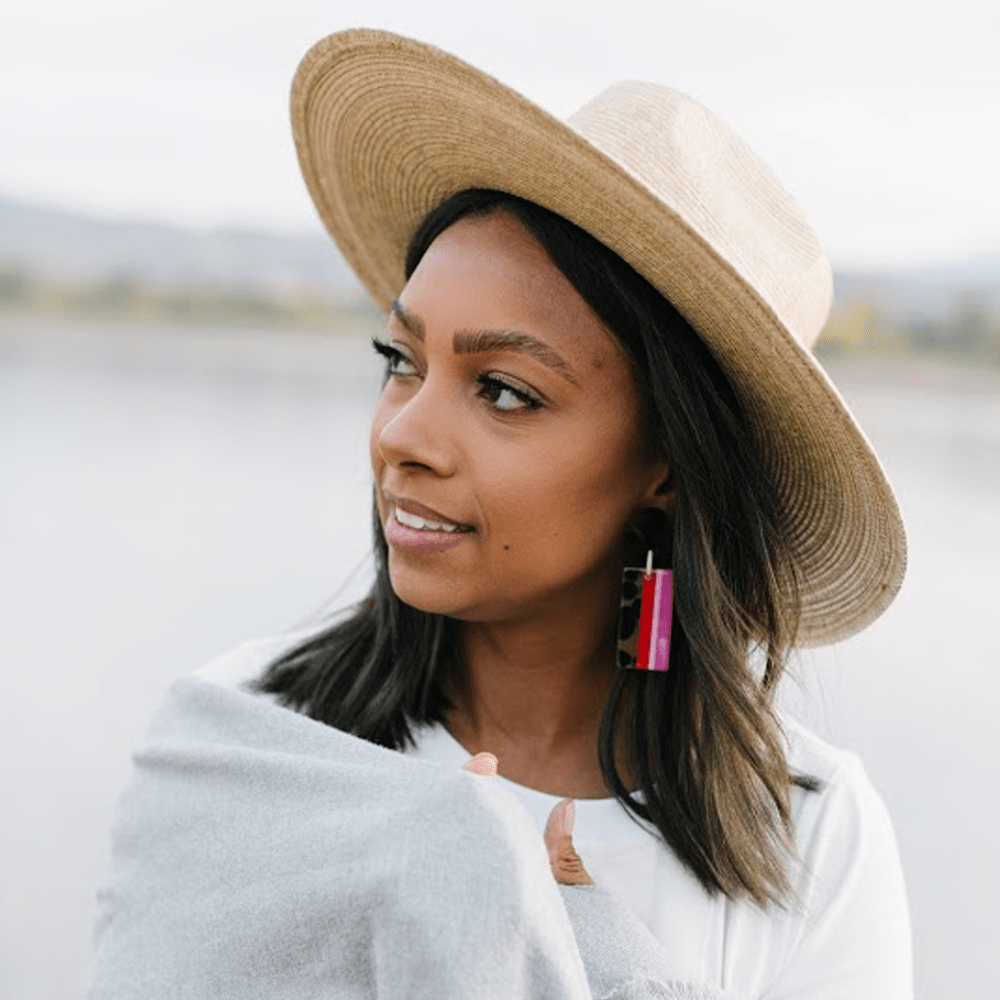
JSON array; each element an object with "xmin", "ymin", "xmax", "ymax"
[
  {"xmin": 453, "ymin": 330, "xmax": 579, "ymax": 385},
  {"xmin": 390, "ymin": 299, "xmax": 578, "ymax": 386},
  {"xmin": 391, "ymin": 300, "xmax": 425, "ymax": 338}
]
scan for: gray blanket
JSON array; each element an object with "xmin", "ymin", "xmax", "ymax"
[{"xmin": 87, "ymin": 677, "xmax": 729, "ymax": 999}]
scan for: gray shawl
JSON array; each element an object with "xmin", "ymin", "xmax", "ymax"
[{"xmin": 87, "ymin": 677, "xmax": 730, "ymax": 1000}]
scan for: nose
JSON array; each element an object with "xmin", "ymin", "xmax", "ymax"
[{"xmin": 372, "ymin": 377, "xmax": 458, "ymax": 477}]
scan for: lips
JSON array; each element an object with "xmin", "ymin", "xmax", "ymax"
[{"xmin": 383, "ymin": 490, "xmax": 474, "ymax": 534}]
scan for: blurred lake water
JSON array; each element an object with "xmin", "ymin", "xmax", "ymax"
[{"xmin": 1, "ymin": 319, "xmax": 997, "ymax": 999}]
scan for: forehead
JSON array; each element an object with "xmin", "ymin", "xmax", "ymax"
[{"xmin": 400, "ymin": 211, "xmax": 624, "ymax": 371}]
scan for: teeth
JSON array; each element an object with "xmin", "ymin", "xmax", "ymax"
[{"xmin": 394, "ymin": 506, "xmax": 463, "ymax": 533}]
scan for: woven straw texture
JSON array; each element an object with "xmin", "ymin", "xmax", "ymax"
[{"xmin": 290, "ymin": 29, "xmax": 906, "ymax": 646}]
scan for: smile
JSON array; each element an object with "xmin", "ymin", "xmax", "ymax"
[
  {"xmin": 393, "ymin": 506, "xmax": 469, "ymax": 534},
  {"xmin": 382, "ymin": 494, "xmax": 475, "ymax": 552}
]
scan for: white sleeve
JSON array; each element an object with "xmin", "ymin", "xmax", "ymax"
[{"xmin": 763, "ymin": 757, "xmax": 913, "ymax": 1000}]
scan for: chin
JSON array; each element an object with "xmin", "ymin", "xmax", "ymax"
[
  {"xmin": 387, "ymin": 562, "xmax": 470, "ymax": 618},
  {"xmin": 387, "ymin": 563, "xmax": 517, "ymax": 623}
]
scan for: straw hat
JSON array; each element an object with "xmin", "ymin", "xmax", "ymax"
[{"xmin": 290, "ymin": 28, "xmax": 906, "ymax": 646}]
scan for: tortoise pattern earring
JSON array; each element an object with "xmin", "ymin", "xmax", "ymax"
[{"xmin": 616, "ymin": 550, "xmax": 673, "ymax": 671}]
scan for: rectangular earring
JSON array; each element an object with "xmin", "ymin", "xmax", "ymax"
[{"xmin": 616, "ymin": 550, "xmax": 673, "ymax": 671}]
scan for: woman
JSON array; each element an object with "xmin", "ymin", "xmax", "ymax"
[{"xmin": 88, "ymin": 28, "xmax": 911, "ymax": 1000}]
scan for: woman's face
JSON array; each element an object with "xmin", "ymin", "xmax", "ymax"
[{"xmin": 370, "ymin": 210, "xmax": 669, "ymax": 625}]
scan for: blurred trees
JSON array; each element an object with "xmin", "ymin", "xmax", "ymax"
[
  {"xmin": 816, "ymin": 289, "xmax": 999, "ymax": 367},
  {"xmin": 0, "ymin": 267, "xmax": 381, "ymax": 332}
]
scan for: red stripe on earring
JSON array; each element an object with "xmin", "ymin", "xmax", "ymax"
[{"xmin": 636, "ymin": 571, "xmax": 657, "ymax": 669}]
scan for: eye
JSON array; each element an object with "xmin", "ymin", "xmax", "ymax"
[
  {"xmin": 372, "ymin": 338, "xmax": 417, "ymax": 378},
  {"xmin": 476, "ymin": 374, "xmax": 543, "ymax": 412}
]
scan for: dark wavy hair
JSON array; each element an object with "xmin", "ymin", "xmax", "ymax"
[{"xmin": 256, "ymin": 188, "xmax": 815, "ymax": 906}]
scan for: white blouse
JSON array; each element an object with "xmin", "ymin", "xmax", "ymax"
[{"xmin": 405, "ymin": 718, "xmax": 913, "ymax": 1000}]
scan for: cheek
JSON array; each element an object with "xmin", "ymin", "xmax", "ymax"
[
  {"xmin": 368, "ymin": 400, "xmax": 395, "ymax": 527},
  {"xmin": 489, "ymin": 429, "xmax": 646, "ymax": 557},
  {"xmin": 368, "ymin": 397, "xmax": 391, "ymax": 472}
]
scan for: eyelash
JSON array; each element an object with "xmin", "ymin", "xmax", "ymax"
[
  {"xmin": 371, "ymin": 339, "xmax": 544, "ymax": 412},
  {"xmin": 372, "ymin": 339, "xmax": 417, "ymax": 378}
]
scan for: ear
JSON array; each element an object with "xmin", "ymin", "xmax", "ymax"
[{"xmin": 639, "ymin": 458, "xmax": 676, "ymax": 517}]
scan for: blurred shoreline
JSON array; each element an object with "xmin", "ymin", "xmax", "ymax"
[{"xmin": 4, "ymin": 312, "xmax": 1000, "ymax": 391}]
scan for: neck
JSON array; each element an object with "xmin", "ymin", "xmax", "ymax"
[{"xmin": 444, "ymin": 590, "xmax": 621, "ymax": 798}]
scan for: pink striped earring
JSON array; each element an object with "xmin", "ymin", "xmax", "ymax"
[{"xmin": 616, "ymin": 550, "xmax": 673, "ymax": 671}]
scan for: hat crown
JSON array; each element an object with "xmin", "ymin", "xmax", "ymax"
[{"xmin": 568, "ymin": 82, "xmax": 833, "ymax": 349}]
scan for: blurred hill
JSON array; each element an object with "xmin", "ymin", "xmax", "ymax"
[
  {"xmin": 836, "ymin": 260, "xmax": 1000, "ymax": 322},
  {"xmin": 0, "ymin": 195, "xmax": 376, "ymax": 331},
  {"xmin": 1, "ymin": 194, "xmax": 998, "ymax": 362},
  {"xmin": 0, "ymin": 195, "xmax": 361, "ymax": 298}
]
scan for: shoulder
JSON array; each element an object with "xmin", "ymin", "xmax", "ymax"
[
  {"xmin": 780, "ymin": 714, "xmax": 898, "ymax": 872},
  {"xmin": 782, "ymin": 713, "xmax": 864, "ymax": 786},
  {"xmin": 773, "ymin": 715, "xmax": 913, "ymax": 997},
  {"xmin": 190, "ymin": 632, "xmax": 311, "ymax": 690},
  {"xmin": 780, "ymin": 713, "xmax": 903, "ymax": 895}
]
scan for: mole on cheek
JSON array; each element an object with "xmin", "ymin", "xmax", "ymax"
[{"xmin": 503, "ymin": 543, "xmax": 511, "ymax": 551}]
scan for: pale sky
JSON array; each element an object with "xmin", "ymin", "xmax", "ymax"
[{"xmin": 2, "ymin": 0, "xmax": 998, "ymax": 267}]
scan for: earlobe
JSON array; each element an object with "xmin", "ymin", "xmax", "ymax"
[{"xmin": 623, "ymin": 500, "xmax": 672, "ymax": 566}]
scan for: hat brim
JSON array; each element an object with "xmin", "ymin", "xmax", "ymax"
[{"xmin": 291, "ymin": 28, "xmax": 906, "ymax": 646}]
